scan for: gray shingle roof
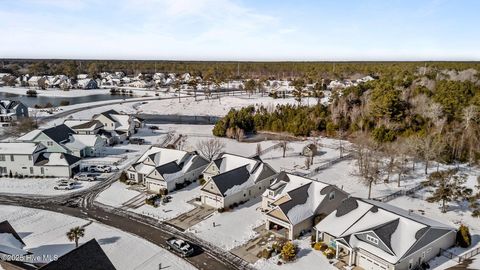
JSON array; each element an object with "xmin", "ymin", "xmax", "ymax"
[
  {"xmin": 335, "ymin": 197, "xmax": 359, "ymax": 217},
  {"xmin": 39, "ymin": 239, "xmax": 116, "ymax": 270},
  {"xmin": 277, "ymin": 183, "xmax": 311, "ymax": 217},
  {"xmin": 211, "ymin": 165, "xmax": 251, "ymax": 197},
  {"xmin": 100, "ymin": 110, "xmax": 120, "ymax": 122},
  {"xmin": 0, "ymin": 220, "xmax": 25, "ymax": 246},
  {"xmin": 155, "ymin": 161, "xmax": 181, "ymax": 175},
  {"xmin": 43, "ymin": 124, "xmax": 74, "ymax": 144}
]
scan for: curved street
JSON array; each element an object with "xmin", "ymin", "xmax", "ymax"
[{"xmin": 0, "ymin": 172, "xmax": 248, "ymax": 270}]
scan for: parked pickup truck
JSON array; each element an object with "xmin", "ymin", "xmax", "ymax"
[{"xmin": 166, "ymin": 237, "xmax": 194, "ymax": 257}]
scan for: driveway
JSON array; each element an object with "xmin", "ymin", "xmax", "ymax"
[{"xmin": 166, "ymin": 201, "xmax": 215, "ymax": 231}]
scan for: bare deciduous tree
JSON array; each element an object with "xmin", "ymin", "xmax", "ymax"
[{"xmin": 196, "ymin": 139, "xmax": 226, "ymax": 161}]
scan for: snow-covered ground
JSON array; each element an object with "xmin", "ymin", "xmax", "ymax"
[
  {"xmin": 254, "ymin": 237, "xmax": 336, "ymax": 270},
  {"xmin": 0, "ymin": 177, "xmax": 97, "ymax": 196},
  {"xmin": 188, "ymin": 198, "xmax": 264, "ymax": 251},
  {"xmin": 388, "ymin": 168, "xmax": 480, "ymax": 270},
  {"xmin": 0, "ymin": 205, "xmax": 196, "ymax": 270},
  {"xmin": 97, "ymin": 181, "xmax": 200, "ymax": 221},
  {"xmin": 136, "ymin": 95, "xmax": 319, "ymax": 117}
]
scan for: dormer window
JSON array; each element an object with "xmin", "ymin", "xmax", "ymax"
[
  {"xmin": 366, "ymin": 235, "xmax": 379, "ymax": 245},
  {"xmin": 329, "ymin": 191, "xmax": 335, "ymax": 200}
]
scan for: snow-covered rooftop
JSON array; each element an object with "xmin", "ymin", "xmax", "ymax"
[{"xmin": 0, "ymin": 142, "xmax": 42, "ymax": 155}]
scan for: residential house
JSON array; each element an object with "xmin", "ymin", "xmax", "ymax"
[
  {"xmin": 0, "ymin": 142, "xmax": 80, "ymax": 177},
  {"xmin": 200, "ymin": 153, "xmax": 277, "ymax": 209},
  {"xmin": 17, "ymin": 124, "xmax": 75, "ymax": 154},
  {"xmin": 0, "ymin": 100, "xmax": 29, "ymax": 125},
  {"xmin": 16, "ymin": 124, "xmax": 103, "ymax": 158},
  {"xmin": 127, "ymin": 147, "xmax": 209, "ymax": 193},
  {"xmin": 0, "ymin": 220, "xmax": 37, "ymax": 270},
  {"xmin": 76, "ymin": 78, "xmax": 98, "ymax": 89},
  {"xmin": 39, "ymin": 239, "xmax": 116, "ymax": 270},
  {"xmin": 62, "ymin": 134, "xmax": 106, "ymax": 157},
  {"xmin": 263, "ymin": 172, "xmax": 348, "ymax": 240},
  {"xmin": 64, "ymin": 120, "xmax": 104, "ymax": 135},
  {"xmin": 27, "ymin": 76, "xmax": 47, "ymax": 88},
  {"xmin": 93, "ymin": 110, "xmax": 135, "ymax": 141},
  {"xmin": 314, "ymin": 197, "xmax": 456, "ymax": 270}
]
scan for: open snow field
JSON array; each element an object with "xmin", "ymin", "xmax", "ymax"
[
  {"xmin": 0, "ymin": 177, "xmax": 97, "ymax": 196},
  {"xmin": 136, "ymin": 95, "xmax": 319, "ymax": 117},
  {"xmin": 0, "ymin": 205, "xmax": 196, "ymax": 270}
]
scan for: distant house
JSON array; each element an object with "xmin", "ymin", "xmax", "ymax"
[
  {"xmin": 93, "ymin": 110, "xmax": 135, "ymax": 142},
  {"xmin": 200, "ymin": 154, "xmax": 277, "ymax": 209},
  {"xmin": 39, "ymin": 239, "xmax": 116, "ymax": 270},
  {"xmin": 28, "ymin": 76, "xmax": 47, "ymax": 88},
  {"xmin": 262, "ymin": 172, "xmax": 348, "ymax": 240},
  {"xmin": 77, "ymin": 78, "xmax": 98, "ymax": 89},
  {"xmin": 17, "ymin": 124, "xmax": 76, "ymax": 154},
  {"xmin": 64, "ymin": 120, "xmax": 104, "ymax": 135},
  {"xmin": 0, "ymin": 100, "xmax": 29, "ymax": 125},
  {"xmin": 16, "ymin": 124, "xmax": 103, "ymax": 158},
  {"xmin": 315, "ymin": 198, "xmax": 456, "ymax": 270},
  {"xmin": 62, "ymin": 134, "xmax": 106, "ymax": 157},
  {"xmin": 47, "ymin": 75, "xmax": 72, "ymax": 89},
  {"xmin": 127, "ymin": 147, "xmax": 209, "ymax": 193},
  {"xmin": 0, "ymin": 142, "xmax": 80, "ymax": 177}
]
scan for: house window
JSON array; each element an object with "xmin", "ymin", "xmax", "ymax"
[
  {"xmin": 30, "ymin": 167, "xmax": 34, "ymax": 174},
  {"xmin": 41, "ymin": 167, "xmax": 44, "ymax": 174},
  {"xmin": 10, "ymin": 155, "xmax": 14, "ymax": 162},
  {"xmin": 47, "ymin": 141, "xmax": 53, "ymax": 146},
  {"xmin": 366, "ymin": 235, "xmax": 379, "ymax": 245},
  {"xmin": 0, "ymin": 155, "xmax": 5, "ymax": 161},
  {"xmin": 28, "ymin": 155, "xmax": 32, "ymax": 161},
  {"xmin": 329, "ymin": 191, "xmax": 335, "ymax": 200},
  {"xmin": 0, "ymin": 167, "xmax": 7, "ymax": 174}
]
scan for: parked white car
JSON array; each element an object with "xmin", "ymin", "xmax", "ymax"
[
  {"xmin": 74, "ymin": 173, "xmax": 97, "ymax": 182},
  {"xmin": 89, "ymin": 165, "xmax": 111, "ymax": 173},
  {"xmin": 54, "ymin": 182, "xmax": 74, "ymax": 190}
]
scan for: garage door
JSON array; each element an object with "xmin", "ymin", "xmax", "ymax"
[
  {"xmin": 359, "ymin": 254, "xmax": 388, "ymax": 270},
  {"xmin": 203, "ymin": 195, "xmax": 221, "ymax": 208}
]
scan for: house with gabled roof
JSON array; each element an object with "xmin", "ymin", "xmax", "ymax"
[
  {"xmin": 127, "ymin": 147, "xmax": 209, "ymax": 193},
  {"xmin": 93, "ymin": 110, "xmax": 135, "ymax": 142},
  {"xmin": 64, "ymin": 120, "xmax": 104, "ymax": 135},
  {"xmin": 200, "ymin": 153, "xmax": 277, "ymax": 209},
  {"xmin": 0, "ymin": 100, "xmax": 29, "ymax": 125},
  {"xmin": 0, "ymin": 220, "xmax": 37, "ymax": 270},
  {"xmin": 263, "ymin": 172, "xmax": 348, "ymax": 240},
  {"xmin": 39, "ymin": 239, "xmax": 116, "ymax": 270},
  {"xmin": 314, "ymin": 197, "xmax": 456, "ymax": 270}
]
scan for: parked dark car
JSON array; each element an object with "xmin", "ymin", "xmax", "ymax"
[
  {"xmin": 166, "ymin": 237, "xmax": 194, "ymax": 257},
  {"xmin": 129, "ymin": 138, "xmax": 145, "ymax": 145}
]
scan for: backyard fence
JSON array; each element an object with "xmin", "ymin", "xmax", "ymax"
[
  {"xmin": 374, "ymin": 183, "xmax": 425, "ymax": 203},
  {"xmin": 304, "ymin": 152, "xmax": 354, "ymax": 178},
  {"xmin": 440, "ymin": 247, "xmax": 480, "ymax": 263}
]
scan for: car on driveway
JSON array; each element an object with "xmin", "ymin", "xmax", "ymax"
[
  {"xmin": 166, "ymin": 237, "xmax": 195, "ymax": 257},
  {"xmin": 54, "ymin": 182, "xmax": 74, "ymax": 190},
  {"xmin": 74, "ymin": 173, "xmax": 97, "ymax": 182},
  {"xmin": 89, "ymin": 165, "xmax": 111, "ymax": 173}
]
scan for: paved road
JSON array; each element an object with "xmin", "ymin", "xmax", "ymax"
[{"xmin": 0, "ymin": 174, "xmax": 243, "ymax": 270}]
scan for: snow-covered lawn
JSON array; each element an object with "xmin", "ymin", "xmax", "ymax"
[
  {"xmin": 0, "ymin": 177, "xmax": 97, "ymax": 196},
  {"xmin": 0, "ymin": 205, "xmax": 196, "ymax": 270},
  {"xmin": 136, "ymin": 95, "xmax": 319, "ymax": 117},
  {"xmin": 387, "ymin": 168, "xmax": 480, "ymax": 270},
  {"xmin": 187, "ymin": 198, "xmax": 264, "ymax": 250},
  {"xmin": 254, "ymin": 238, "xmax": 336, "ymax": 270},
  {"xmin": 96, "ymin": 181, "xmax": 142, "ymax": 207}
]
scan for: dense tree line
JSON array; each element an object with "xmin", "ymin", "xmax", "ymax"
[
  {"xmin": 214, "ymin": 70, "xmax": 480, "ymax": 166},
  {"xmin": 1, "ymin": 59, "xmax": 480, "ymax": 81}
]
